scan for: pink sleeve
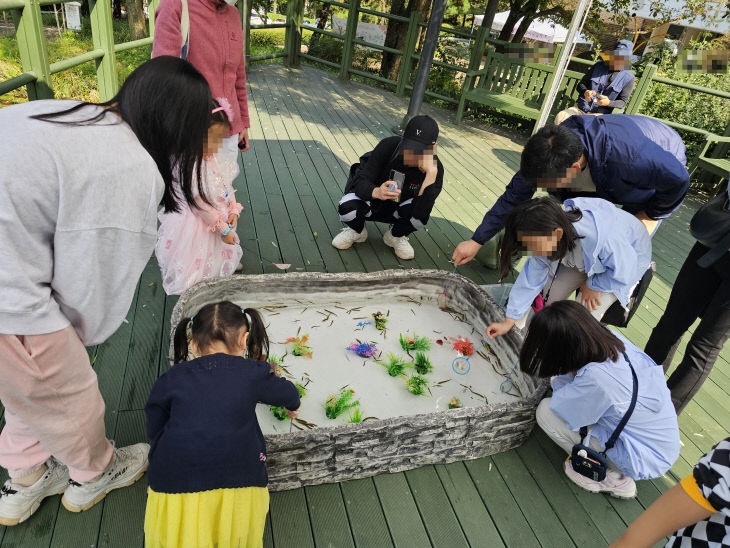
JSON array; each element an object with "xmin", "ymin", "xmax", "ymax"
[
  {"xmin": 235, "ymin": 57, "xmax": 250, "ymax": 129},
  {"xmin": 193, "ymin": 196, "xmax": 228, "ymax": 233},
  {"xmin": 228, "ymin": 201, "xmax": 243, "ymax": 217},
  {"xmin": 151, "ymin": 0, "xmax": 183, "ymax": 58}
]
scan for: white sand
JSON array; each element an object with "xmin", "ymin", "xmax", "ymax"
[{"xmin": 237, "ymin": 290, "xmax": 524, "ymax": 435}]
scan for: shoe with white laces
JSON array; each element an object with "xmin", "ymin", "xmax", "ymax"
[
  {"xmin": 61, "ymin": 443, "xmax": 149, "ymax": 513},
  {"xmin": 383, "ymin": 229, "xmax": 415, "ymax": 260},
  {"xmin": 0, "ymin": 458, "xmax": 69, "ymax": 526},
  {"xmin": 332, "ymin": 227, "xmax": 368, "ymax": 250},
  {"xmin": 563, "ymin": 459, "xmax": 637, "ymax": 499}
]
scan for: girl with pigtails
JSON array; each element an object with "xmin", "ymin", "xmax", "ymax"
[{"xmin": 144, "ymin": 301, "xmax": 300, "ymax": 548}]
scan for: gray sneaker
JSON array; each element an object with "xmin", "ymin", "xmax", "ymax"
[
  {"xmin": 0, "ymin": 458, "xmax": 69, "ymax": 526},
  {"xmin": 61, "ymin": 443, "xmax": 149, "ymax": 513}
]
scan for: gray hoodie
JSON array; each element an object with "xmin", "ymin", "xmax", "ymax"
[{"xmin": 0, "ymin": 100, "xmax": 163, "ymax": 345}]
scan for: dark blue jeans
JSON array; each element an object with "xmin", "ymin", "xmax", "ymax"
[{"xmin": 644, "ymin": 242, "xmax": 730, "ymax": 414}]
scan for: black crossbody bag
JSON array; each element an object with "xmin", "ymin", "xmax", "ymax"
[{"xmin": 570, "ymin": 353, "xmax": 638, "ymax": 482}]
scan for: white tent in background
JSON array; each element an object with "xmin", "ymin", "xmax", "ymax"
[{"xmin": 474, "ymin": 11, "xmax": 593, "ymax": 44}]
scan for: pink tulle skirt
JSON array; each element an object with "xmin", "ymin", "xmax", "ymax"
[{"xmin": 155, "ymin": 208, "xmax": 243, "ymax": 296}]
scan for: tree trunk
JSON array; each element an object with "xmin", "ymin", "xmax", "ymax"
[
  {"xmin": 273, "ymin": 0, "xmax": 278, "ymax": 15},
  {"xmin": 379, "ymin": 0, "xmax": 407, "ymax": 81},
  {"xmin": 126, "ymin": 0, "xmax": 147, "ymax": 40},
  {"xmin": 497, "ymin": 8, "xmax": 525, "ymax": 42},
  {"xmin": 481, "ymin": 0, "xmax": 499, "ymax": 30}
]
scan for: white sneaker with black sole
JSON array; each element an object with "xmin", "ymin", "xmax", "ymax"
[
  {"xmin": 383, "ymin": 229, "xmax": 415, "ymax": 260},
  {"xmin": 0, "ymin": 458, "xmax": 70, "ymax": 526},
  {"xmin": 61, "ymin": 443, "xmax": 149, "ymax": 513}
]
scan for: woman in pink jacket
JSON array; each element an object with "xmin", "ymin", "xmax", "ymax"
[{"xmin": 152, "ymin": 0, "xmax": 250, "ymax": 162}]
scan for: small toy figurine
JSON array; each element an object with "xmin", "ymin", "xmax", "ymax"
[
  {"xmin": 399, "ymin": 333, "xmax": 431, "ymax": 352},
  {"xmin": 346, "ymin": 341, "xmax": 378, "ymax": 358},
  {"xmin": 285, "ymin": 334, "xmax": 313, "ymax": 359},
  {"xmin": 407, "ymin": 374, "xmax": 428, "ymax": 396},
  {"xmin": 372, "ymin": 312, "xmax": 388, "ymax": 331},
  {"xmin": 325, "ymin": 388, "xmax": 360, "ymax": 419},
  {"xmin": 377, "ymin": 353, "xmax": 409, "ymax": 377},
  {"xmin": 448, "ymin": 397, "xmax": 462, "ymax": 409}
]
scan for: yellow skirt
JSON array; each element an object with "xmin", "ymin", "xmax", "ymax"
[{"xmin": 144, "ymin": 486, "xmax": 269, "ymax": 548}]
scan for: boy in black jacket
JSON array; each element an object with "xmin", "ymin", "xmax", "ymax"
[{"xmin": 333, "ymin": 115, "xmax": 444, "ymax": 260}]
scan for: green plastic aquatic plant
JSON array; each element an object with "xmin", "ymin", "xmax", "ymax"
[
  {"xmin": 286, "ymin": 334, "xmax": 313, "ymax": 358},
  {"xmin": 399, "ymin": 333, "xmax": 431, "ymax": 352},
  {"xmin": 448, "ymin": 397, "xmax": 462, "ymax": 409},
  {"xmin": 377, "ymin": 353, "xmax": 409, "ymax": 377},
  {"xmin": 413, "ymin": 352, "xmax": 432, "ymax": 375},
  {"xmin": 268, "ymin": 354, "xmax": 283, "ymax": 375},
  {"xmin": 407, "ymin": 374, "xmax": 428, "ymax": 396},
  {"xmin": 325, "ymin": 388, "xmax": 360, "ymax": 419},
  {"xmin": 372, "ymin": 311, "xmax": 388, "ymax": 331},
  {"xmin": 348, "ymin": 407, "xmax": 363, "ymax": 423},
  {"xmin": 271, "ymin": 382, "xmax": 307, "ymax": 420}
]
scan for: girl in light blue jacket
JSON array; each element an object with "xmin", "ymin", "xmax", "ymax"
[{"xmin": 487, "ymin": 196, "xmax": 651, "ymax": 338}]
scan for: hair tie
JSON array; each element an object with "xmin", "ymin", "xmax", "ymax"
[{"xmin": 212, "ymin": 97, "xmax": 234, "ymax": 123}]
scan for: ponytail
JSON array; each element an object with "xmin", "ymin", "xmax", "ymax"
[
  {"xmin": 244, "ymin": 308, "xmax": 269, "ymax": 361},
  {"xmin": 173, "ymin": 318, "xmax": 192, "ymax": 364}
]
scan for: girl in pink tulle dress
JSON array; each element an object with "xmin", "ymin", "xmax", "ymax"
[{"xmin": 155, "ymin": 99, "xmax": 243, "ymax": 295}]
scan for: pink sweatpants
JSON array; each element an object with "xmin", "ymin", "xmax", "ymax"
[{"xmin": 0, "ymin": 327, "xmax": 114, "ymax": 482}]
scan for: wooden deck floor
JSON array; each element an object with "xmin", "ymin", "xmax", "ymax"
[{"xmin": 1, "ymin": 63, "xmax": 728, "ymax": 548}]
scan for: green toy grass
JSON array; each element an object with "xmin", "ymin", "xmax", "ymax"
[
  {"xmin": 377, "ymin": 353, "xmax": 409, "ymax": 377},
  {"xmin": 399, "ymin": 333, "xmax": 431, "ymax": 352},
  {"xmin": 271, "ymin": 382, "xmax": 307, "ymax": 420},
  {"xmin": 407, "ymin": 374, "xmax": 428, "ymax": 396},
  {"xmin": 348, "ymin": 407, "xmax": 363, "ymax": 423},
  {"xmin": 413, "ymin": 352, "xmax": 433, "ymax": 375},
  {"xmin": 325, "ymin": 388, "xmax": 360, "ymax": 419}
]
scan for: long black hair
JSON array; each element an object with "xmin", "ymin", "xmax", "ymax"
[
  {"xmin": 172, "ymin": 301, "xmax": 270, "ymax": 364},
  {"xmin": 519, "ymin": 300, "xmax": 625, "ymax": 377},
  {"xmin": 499, "ymin": 196, "xmax": 583, "ymax": 280},
  {"xmin": 30, "ymin": 56, "xmax": 214, "ymax": 214}
]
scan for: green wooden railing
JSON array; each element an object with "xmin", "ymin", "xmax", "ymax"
[{"xmin": 1, "ymin": 0, "xmax": 728, "ymax": 169}]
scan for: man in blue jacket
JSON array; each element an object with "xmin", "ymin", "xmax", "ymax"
[{"xmin": 452, "ymin": 114, "xmax": 689, "ymax": 266}]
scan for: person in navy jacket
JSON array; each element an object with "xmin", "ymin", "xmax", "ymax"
[{"xmin": 452, "ymin": 114, "xmax": 689, "ymax": 266}]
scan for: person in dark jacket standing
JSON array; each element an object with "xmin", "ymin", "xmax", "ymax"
[
  {"xmin": 555, "ymin": 40, "xmax": 638, "ymax": 125},
  {"xmin": 332, "ymin": 115, "xmax": 444, "ymax": 260},
  {"xmin": 452, "ymin": 114, "xmax": 689, "ymax": 266}
]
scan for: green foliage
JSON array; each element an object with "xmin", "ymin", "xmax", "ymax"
[
  {"xmin": 307, "ymin": 35, "xmax": 343, "ymax": 64},
  {"xmin": 348, "ymin": 407, "xmax": 363, "ymax": 423},
  {"xmin": 325, "ymin": 388, "xmax": 360, "ymax": 419},
  {"xmin": 448, "ymin": 397, "xmax": 462, "ymax": 409},
  {"xmin": 377, "ymin": 353, "xmax": 409, "ymax": 377},
  {"xmin": 251, "ymin": 28, "xmax": 287, "ymax": 47},
  {"xmin": 372, "ymin": 311, "xmax": 388, "ymax": 331},
  {"xmin": 407, "ymin": 374, "xmax": 428, "ymax": 396},
  {"xmin": 413, "ymin": 352, "xmax": 432, "ymax": 375},
  {"xmin": 399, "ymin": 333, "xmax": 431, "ymax": 352}
]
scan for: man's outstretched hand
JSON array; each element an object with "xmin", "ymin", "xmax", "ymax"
[{"xmin": 453, "ymin": 239, "xmax": 483, "ymax": 266}]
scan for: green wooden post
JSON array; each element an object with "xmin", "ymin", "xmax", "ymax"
[
  {"xmin": 88, "ymin": 0, "xmax": 118, "ymax": 101},
  {"xmin": 286, "ymin": 0, "xmax": 303, "ymax": 67},
  {"xmin": 241, "ymin": 0, "xmax": 252, "ymax": 65},
  {"xmin": 12, "ymin": 0, "xmax": 53, "ymax": 100},
  {"xmin": 625, "ymin": 63, "xmax": 656, "ymax": 115},
  {"xmin": 395, "ymin": 11, "xmax": 420, "ymax": 96},
  {"xmin": 148, "ymin": 0, "xmax": 159, "ymax": 39},
  {"xmin": 339, "ymin": 0, "xmax": 360, "ymax": 80},
  {"xmin": 466, "ymin": 25, "xmax": 488, "ymax": 73}
]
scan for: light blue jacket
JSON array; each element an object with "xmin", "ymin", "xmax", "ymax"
[
  {"xmin": 550, "ymin": 332, "xmax": 680, "ymax": 480},
  {"xmin": 505, "ymin": 198, "xmax": 652, "ymax": 320}
]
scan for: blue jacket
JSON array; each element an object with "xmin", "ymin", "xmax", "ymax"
[
  {"xmin": 472, "ymin": 115, "xmax": 689, "ymax": 244},
  {"xmin": 576, "ymin": 62, "xmax": 635, "ymax": 114},
  {"xmin": 550, "ymin": 331, "xmax": 679, "ymax": 480},
  {"xmin": 505, "ymin": 198, "xmax": 652, "ymax": 320}
]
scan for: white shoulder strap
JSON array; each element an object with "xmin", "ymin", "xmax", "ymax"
[{"xmin": 180, "ymin": 0, "xmax": 190, "ymax": 59}]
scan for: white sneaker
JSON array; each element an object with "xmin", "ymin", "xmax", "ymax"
[
  {"xmin": 61, "ymin": 443, "xmax": 149, "ymax": 513},
  {"xmin": 563, "ymin": 459, "xmax": 637, "ymax": 499},
  {"xmin": 0, "ymin": 458, "xmax": 69, "ymax": 526},
  {"xmin": 383, "ymin": 229, "xmax": 415, "ymax": 260},
  {"xmin": 332, "ymin": 227, "xmax": 368, "ymax": 250}
]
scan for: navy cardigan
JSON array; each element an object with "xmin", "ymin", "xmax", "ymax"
[
  {"xmin": 471, "ymin": 114, "xmax": 689, "ymax": 244},
  {"xmin": 145, "ymin": 353, "xmax": 300, "ymax": 494}
]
